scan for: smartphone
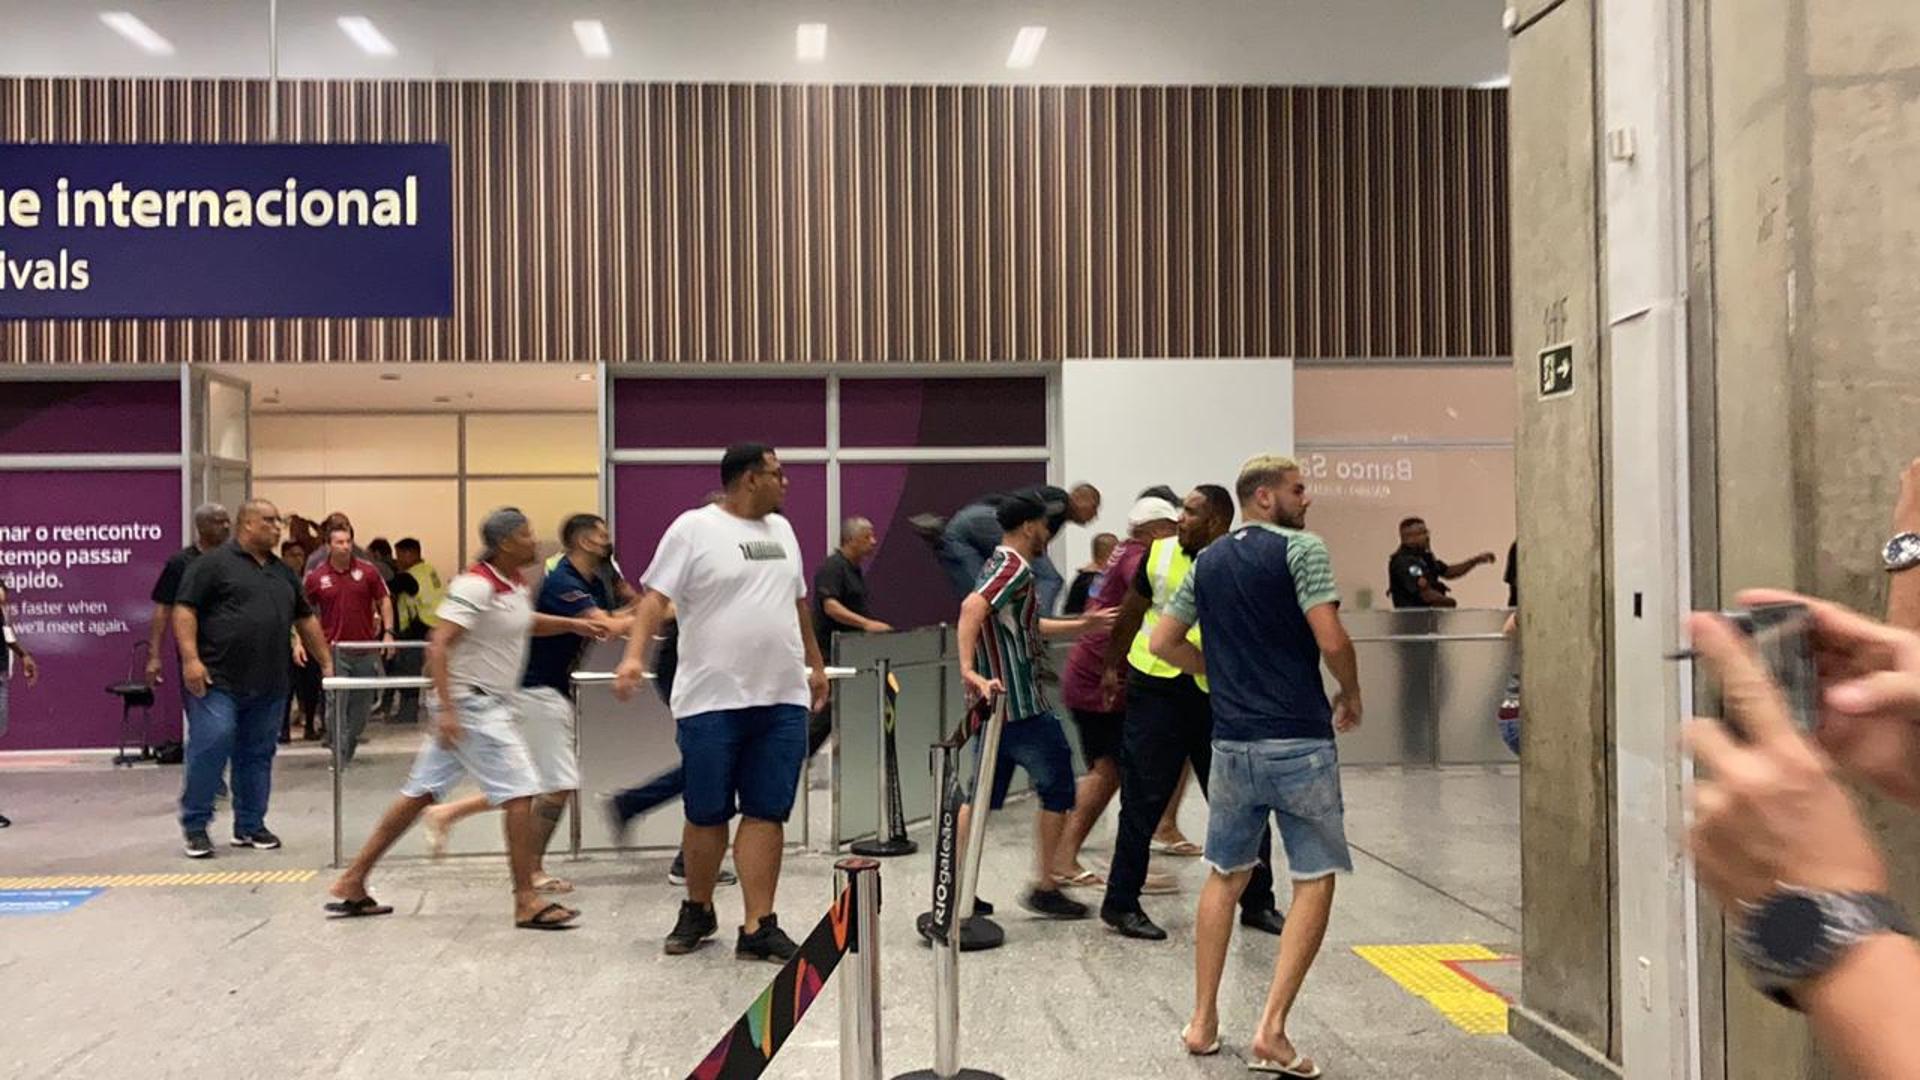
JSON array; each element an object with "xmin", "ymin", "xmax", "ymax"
[{"xmin": 1724, "ymin": 601, "xmax": 1819, "ymax": 735}]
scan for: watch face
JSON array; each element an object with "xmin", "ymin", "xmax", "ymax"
[{"xmin": 1754, "ymin": 894, "xmax": 1834, "ymax": 973}]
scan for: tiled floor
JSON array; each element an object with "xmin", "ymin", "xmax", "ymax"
[{"xmin": 0, "ymin": 733, "xmax": 1561, "ymax": 1079}]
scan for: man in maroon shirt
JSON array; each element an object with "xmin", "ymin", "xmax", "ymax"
[
  {"xmin": 1052, "ymin": 495, "xmax": 1181, "ymax": 886},
  {"xmin": 304, "ymin": 523, "xmax": 394, "ymax": 765}
]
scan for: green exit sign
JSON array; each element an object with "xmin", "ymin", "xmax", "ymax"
[{"xmin": 1539, "ymin": 343, "xmax": 1575, "ymax": 399}]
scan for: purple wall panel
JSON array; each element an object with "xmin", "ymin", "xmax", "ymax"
[
  {"xmin": 0, "ymin": 380, "xmax": 180, "ymax": 454},
  {"xmin": 838, "ymin": 377, "xmax": 1047, "ymax": 448},
  {"xmin": 612, "ymin": 378, "xmax": 827, "ymax": 449},
  {"xmin": 613, "ymin": 462, "xmax": 828, "ymax": 594},
  {"xmin": 0, "ymin": 469, "xmax": 184, "ymax": 750},
  {"xmin": 841, "ymin": 460, "xmax": 1049, "ymax": 631}
]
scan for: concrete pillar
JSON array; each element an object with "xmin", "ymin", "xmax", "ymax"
[
  {"xmin": 1511, "ymin": 0, "xmax": 1920, "ymax": 1075},
  {"xmin": 1506, "ymin": 0, "xmax": 1619, "ymax": 1072},
  {"xmin": 1704, "ymin": 0, "xmax": 1920, "ymax": 1077}
]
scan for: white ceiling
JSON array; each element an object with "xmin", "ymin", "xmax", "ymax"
[
  {"xmin": 214, "ymin": 362, "xmax": 599, "ymax": 413},
  {"xmin": 0, "ymin": 1, "xmax": 1510, "ymax": 86}
]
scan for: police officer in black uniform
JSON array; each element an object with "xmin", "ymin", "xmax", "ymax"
[{"xmin": 1386, "ymin": 517, "xmax": 1495, "ymax": 609}]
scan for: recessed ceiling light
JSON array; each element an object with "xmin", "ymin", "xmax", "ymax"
[
  {"xmin": 378, "ymin": 372, "xmax": 402, "ymax": 381},
  {"xmin": 575, "ymin": 372, "xmax": 595, "ymax": 382},
  {"xmin": 795, "ymin": 23, "xmax": 828, "ymax": 63},
  {"xmin": 1006, "ymin": 26, "xmax": 1047, "ymax": 70},
  {"xmin": 99, "ymin": 12, "xmax": 175, "ymax": 56},
  {"xmin": 337, "ymin": 15, "xmax": 397, "ymax": 57},
  {"xmin": 1475, "ymin": 75, "xmax": 1511, "ymax": 89},
  {"xmin": 572, "ymin": 19, "xmax": 612, "ymax": 59}
]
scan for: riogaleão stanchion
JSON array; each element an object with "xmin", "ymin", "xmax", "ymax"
[
  {"xmin": 685, "ymin": 858, "xmax": 884, "ymax": 1080},
  {"xmin": 852, "ymin": 661, "xmax": 918, "ymax": 858},
  {"xmin": 897, "ymin": 696, "xmax": 1008, "ymax": 1080}
]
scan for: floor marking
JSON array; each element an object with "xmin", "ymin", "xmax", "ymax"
[
  {"xmin": 1353, "ymin": 944, "xmax": 1515, "ymax": 1035},
  {"xmin": 0, "ymin": 869, "xmax": 318, "ymax": 889}
]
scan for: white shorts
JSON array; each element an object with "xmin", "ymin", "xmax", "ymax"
[
  {"xmin": 401, "ymin": 691, "xmax": 542, "ymax": 806},
  {"xmin": 515, "ymin": 686, "xmax": 579, "ymax": 793}
]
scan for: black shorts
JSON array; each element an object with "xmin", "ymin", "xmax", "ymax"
[{"xmin": 1070, "ymin": 708, "xmax": 1125, "ymax": 765}]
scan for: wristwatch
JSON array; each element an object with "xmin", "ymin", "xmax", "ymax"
[
  {"xmin": 1884, "ymin": 532, "xmax": 1920, "ymax": 572},
  {"xmin": 1731, "ymin": 884, "xmax": 1915, "ymax": 1009}
]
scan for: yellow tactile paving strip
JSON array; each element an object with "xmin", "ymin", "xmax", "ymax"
[
  {"xmin": 1353, "ymin": 944, "xmax": 1512, "ymax": 1035},
  {"xmin": 0, "ymin": 869, "xmax": 318, "ymax": 889}
]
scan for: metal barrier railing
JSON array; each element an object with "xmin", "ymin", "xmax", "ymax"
[{"xmin": 324, "ymin": 666, "xmax": 862, "ymax": 868}]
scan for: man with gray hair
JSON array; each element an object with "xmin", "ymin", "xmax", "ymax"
[
  {"xmin": 327, "ymin": 508, "xmax": 608, "ymax": 928},
  {"xmin": 145, "ymin": 502, "xmax": 231, "ymax": 687},
  {"xmin": 812, "ymin": 516, "xmax": 890, "ymax": 649}
]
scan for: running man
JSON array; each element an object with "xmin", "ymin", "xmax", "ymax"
[
  {"xmin": 326, "ymin": 508, "xmax": 608, "ymax": 929},
  {"xmin": 953, "ymin": 492, "xmax": 1114, "ymax": 922},
  {"xmin": 612, "ymin": 444, "xmax": 830, "ymax": 962},
  {"xmin": 1152, "ymin": 455, "xmax": 1361, "ymax": 1073},
  {"xmin": 419, "ymin": 513, "xmax": 632, "ymax": 894}
]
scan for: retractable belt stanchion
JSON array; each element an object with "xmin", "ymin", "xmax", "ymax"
[
  {"xmin": 321, "ymin": 672, "xmax": 434, "ymax": 869},
  {"xmin": 837, "ymin": 857, "xmax": 885, "ymax": 1080},
  {"xmin": 897, "ymin": 696, "xmax": 1008, "ymax": 1080},
  {"xmin": 851, "ymin": 659, "xmax": 917, "ymax": 858}
]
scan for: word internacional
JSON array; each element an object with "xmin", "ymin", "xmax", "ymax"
[{"xmin": 0, "ymin": 142, "xmax": 452, "ymax": 319}]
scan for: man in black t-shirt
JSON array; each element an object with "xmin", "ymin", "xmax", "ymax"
[
  {"xmin": 813, "ymin": 517, "xmax": 890, "ymax": 649},
  {"xmin": 145, "ymin": 503, "xmax": 231, "ymax": 686},
  {"xmin": 172, "ymin": 500, "xmax": 331, "ymax": 860},
  {"xmin": 1386, "ymin": 517, "xmax": 1495, "ymax": 609}
]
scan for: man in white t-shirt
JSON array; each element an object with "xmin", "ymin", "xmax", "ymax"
[
  {"xmin": 326, "ymin": 508, "xmax": 608, "ymax": 930},
  {"xmin": 615, "ymin": 443, "xmax": 830, "ymax": 963}
]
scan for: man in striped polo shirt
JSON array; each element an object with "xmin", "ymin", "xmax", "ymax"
[{"xmin": 955, "ymin": 492, "xmax": 1114, "ymax": 921}]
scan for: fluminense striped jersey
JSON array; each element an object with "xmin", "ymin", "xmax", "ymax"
[{"xmin": 972, "ymin": 546, "xmax": 1048, "ymax": 720}]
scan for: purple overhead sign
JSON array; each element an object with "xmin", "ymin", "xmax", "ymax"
[{"xmin": 0, "ymin": 142, "xmax": 453, "ymax": 319}]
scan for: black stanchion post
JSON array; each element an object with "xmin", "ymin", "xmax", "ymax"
[
  {"xmin": 852, "ymin": 660, "xmax": 918, "ymax": 857},
  {"xmin": 896, "ymin": 699, "xmax": 1008, "ymax": 1080}
]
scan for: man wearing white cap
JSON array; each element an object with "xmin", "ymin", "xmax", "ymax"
[{"xmin": 1051, "ymin": 494, "xmax": 1181, "ymax": 886}]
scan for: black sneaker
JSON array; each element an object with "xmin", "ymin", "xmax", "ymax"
[
  {"xmin": 1020, "ymin": 887, "xmax": 1089, "ymax": 920},
  {"xmin": 907, "ymin": 514, "xmax": 948, "ymax": 545},
  {"xmin": 183, "ymin": 830, "xmax": 214, "ymax": 859},
  {"xmin": 736, "ymin": 914, "xmax": 799, "ymax": 963},
  {"xmin": 667, "ymin": 852, "xmax": 738, "ymax": 887},
  {"xmin": 232, "ymin": 828, "xmax": 282, "ymax": 850},
  {"xmin": 664, "ymin": 901, "xmax": 718, "ymax": 955}
]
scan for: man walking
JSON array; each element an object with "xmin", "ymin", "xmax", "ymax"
[
  {"xmin": 304, "ymin": 522, "xmax": 394, "ymax": 765},
  {"xmin": 326, "ymin": 508, "xmax": 606, "ymax": 929},
  {"xmin": 420, "ymin": 513, "xmax": 630, "ymax": 893},
  {"xmin": 145, "ymin": 503, "xmax": 231, "ymax": 686},
  {"xmin": 917, "ymin": 483, "xmax": 1102, "ymax": 615},
  {"xmin": 1053, "ymin": 496, "xmax": 1178, "ymax": 886},
  {"xmin": 1098, "ymin": 485, "xmax": 1286, "ymax": 941},
  {"xmin": 952, "ymin": 492, "xmax": 1114, "ymax": 922},
  {"xmin": 173, "ymin": 499, "xmax": 331, "ymax": 858},
  {"xmin": 1152, "ymin": 455, "xmax": 1361, "ymax": 1073},
  {"xmin": 613, "ymin": 444, "xmax": 830, "ymax": 962}
]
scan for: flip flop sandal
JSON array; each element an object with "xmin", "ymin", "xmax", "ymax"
[
  {"xmin": 1248, "ymin": 1055, "xmax": 1321, "ymax": 1077},
  {"xmin": 323, "ymin": 896, "xmax": 395, "ymax": 918},
  {"xmin": 1180, "ymin": 1024, "xmax": 1220, "ymax": 1056},
  {"xmin": 1151, "ymin": 839, "xmax": 1204, "ymax": 857},
  {"xmin": 516, "ymin": 901, "xmax": 579, "ymax": 931},
  {"xmin": 1055, "ymin": 870, "xmax": 1106, "ymax": 888},
  {"xmin": 533, "ymin": 875, "xmax": 575, "ymax": 895}
]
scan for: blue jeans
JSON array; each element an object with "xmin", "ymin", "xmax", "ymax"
[
  {"xmin": 971, "ymin": 711, "xmax": 1077, "ymax": 813},
  {"xmin": 180, "ymin": 687, "xmax": 288, "ymax": 834},
  {"xmin": 937, "ymin": 502, "xmax": 1068, "ymax": 613},
  {"xmin": 1207, "ymin": 737, "xmax": 1353, "ymax": 880},
  {"xmin": 677, "ymin": 704, "xmax": 809, "ymax": 825},
  {"xmin": 612, "ymin": 765, "xmax": 685, "ymax": 824}
]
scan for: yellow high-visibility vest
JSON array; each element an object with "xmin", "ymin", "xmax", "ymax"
[
  {"xmin": 1126, "ymin": 537, "xmax": 1207, "ymax": 692},
  {"xmin": 398, "ymin": 561, "xmax": 445, "ymax": 630}
]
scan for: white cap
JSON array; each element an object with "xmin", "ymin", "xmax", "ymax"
[{"xmin": 1127, "ymin": 496, "xmax": 1180, "ymax": 527}]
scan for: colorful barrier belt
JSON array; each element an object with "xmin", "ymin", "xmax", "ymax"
[{"xmin": 686, "ymin": 884, "xmax": 860, "ymax": 1080}]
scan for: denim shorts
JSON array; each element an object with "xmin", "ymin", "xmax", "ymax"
[
  {"xmin": 1206, "ymin": 737, "xmax": 1352, "ymax": 881},
  {"xmin": 973, "ymin": 711, "xmax": 1077, "ymax": 814},
  {"xmin": 677, "ymin": 704, "xmax": 808, "ymax": 826},
  {"xmin": 401, "ymin": 690, "xmax": 543, "ymax": 806}
]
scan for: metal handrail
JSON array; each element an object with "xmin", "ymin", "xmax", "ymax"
[
  {"xmin": 333, "ymin": 639, "xmax": 430, "ymax": 652},
  {"xmin": 1347, "ymin": 633, "xmax": 1513, "ymax": 644}
]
